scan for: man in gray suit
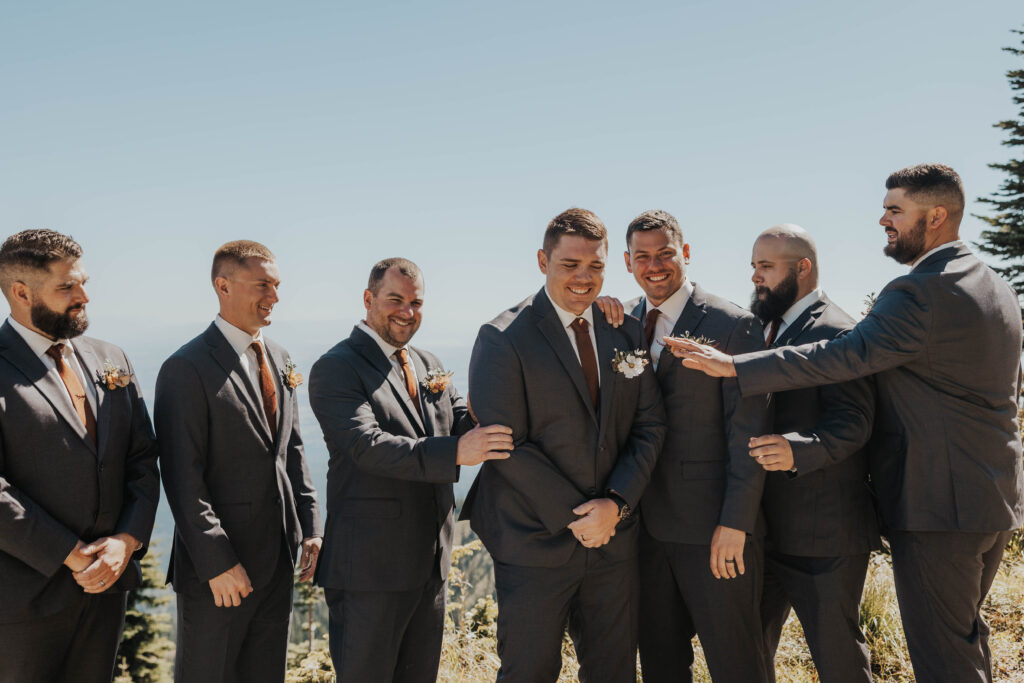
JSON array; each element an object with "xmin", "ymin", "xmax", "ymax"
[
  {"xmin": 156, "ymin": 240, "xmax": 323, "ymax": 683},
  {"xmin": 622, "ymin": 210, "xmax": 772, "ymax": 683},
  {"xmin": 672, "ymin": 164, "xmax": 1024, "ymax": 683},
  {"xmin": 747, "ymin": 224, "xmax": 878, "ymax": 683},
  {"xmin": 0, "ymin": 229, "xmax": 160, "ymax": 683},
  {"xmin": 307, "ymin": 257, "xmax": 512, "ymax": 681},
  {"xmin": 463, "ymin": 208, "xmax": 666, "ymax": 682}
]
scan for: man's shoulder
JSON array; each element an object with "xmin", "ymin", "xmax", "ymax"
[
  {"xmin": 480, "ymin": 293, "xmax": 538, "ymax": 336},
  {"xmin": 813, "ymin": 298, "xmax": 857, "ymax": 334},
  {"xmin": 696, "ymin": 286, "xmax": 753, "ymax": 324},
  {"xmin": 77, "ymin": 335, "xmax": 129, "ymax": 361}
]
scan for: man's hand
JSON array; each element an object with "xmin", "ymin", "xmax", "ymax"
[
  {"xmin": 64, "ymin": 540, "xmax": 92, "ymax": 573},
  {"xmin": 595, "ymin": 296, "xmax": 625, "ymax": 328},
  {"xmin": 298, "ymin": 537, "xmax": 322, "ymax": 583},
  {"xmin": 456, "ymin": 424, "xmax": 513, "ymax": 466},
  {"xmin": 567, "ymin": 498, "xmax": 619, "ymax": 548},
  {"xmin": 209, "ymin": 563, "xmax": 253, "ymax": 607},
  {"xmin": 749, "ymin": 434, "xmax": 795, "ymax": 471},
  {"xmin": 663, "ymin": 337, "xmax": 737, "ymax": 377},
  {"xmin": 72, "ymin": 533, "xmax": 139, "ymax": 594},
  {"xmin": 709, "ymin": 525, "xmax": 746, "ymax": 579}
]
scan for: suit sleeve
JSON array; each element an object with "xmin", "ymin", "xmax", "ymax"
[
  {"xmin": 307, "ymin": 354, "xmax": 459, "ymax": 484},
  {"xmin": 718, "ymin": 317, "xmax": 772, "ymax": 534},
  {"xmin": 788, "ymin": 370, "xmax": 875, "ymax": 477},
  {"xmin": 155, "ymin": 355, "xmax": 240, "ymax": 582},
  {"xmin": 449, "ymin": 383, "xmax": 476, "ymax": 437},
  {"xmin": 113, "ymin": 352, "xmax": 161, "ymax": 549},
  {"xmin": 284, "ymin": 389, "xmax": 323, "ymax": 539},
  {"xmin": 0, "ymin": 441, "xmax": 80, "ymax": 577},
  {"xmin": 603, "ymin": 330, "xmax": 667, "ymax": 508},
  {"xmin": 468, "ymin": 324, "xmax": 585, "ymax": 534},
  {"xmin": 736, "ymin": 281, "xmax": 930, "ymax": 396}
]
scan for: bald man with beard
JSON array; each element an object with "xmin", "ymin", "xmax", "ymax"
[{"xmin": 748, "ymin": 225, "xmax": 878, "ymax": 683}]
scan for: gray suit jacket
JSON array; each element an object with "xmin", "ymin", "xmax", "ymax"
[
  {"xmin": 761, "ymin": 294, "xmax": 880, "ymax": 557},
  {"xmin": 155, "ymin": 324, "xmax": 322, "ymax": 594},
  {"xmin": 0, "ymin": 321, "xmax": 159, "ymax": 622},
  {"xmin": 308, "ymin": 327, "xmax": 475, "ymax": 592},
  {"xmin": 630, "ymin": 284, "xmax": 772, "ymax": 545},
  {"xmin": 461, "ymin": 289, "xmax": 666, "ymax": 568},
  {"xmin": 736, "ymin": 245, "xmax": 1024, "ymax": 532}
]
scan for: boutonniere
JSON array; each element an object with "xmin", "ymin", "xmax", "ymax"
[
  {"xmin": 611, "ymin": 348, "xmax": 649, "ymax": 379},
  {"xmin": 96, "ymin": 360, "xmax": 132, "ymax": 390},
  {"xmin": 673, "ymin": 332, "xmax": 717, "ymax": 347},
  {"xmin": 283, "ymin": 359, "xmax": 303, "ymax": 389},
  {"xmin": 421, "ymin": 367, "xmax": 454, "ymax": 394}
]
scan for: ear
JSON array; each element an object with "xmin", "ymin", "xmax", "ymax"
[
  {"xmin": 928, "ymin": 206, "xmax": 949, "ymax": 230},
  {"xmin": 9, "ymin": 281, "xmax": 31, "ymax": 308},
  {"xmin": 682, "ymin": 243, "xmax": 691, "ymax": 264},
  {"xmin": 623, "ymin": 250, "xmax": 633, "ymax": 274},
  {"xmin": 537, "ymin": 249, "xmax": 548, "ymax": 275},
  {"xmin": 363, "ymin": 289, "xmax": 373, "ymax": 312},
  {"xmin": 214, "ymin": 276, "xmax": 230, "ymax": 297},
  {"xmin": 796, "ymin": 257, "xmax": 812, "ymax": 280}
]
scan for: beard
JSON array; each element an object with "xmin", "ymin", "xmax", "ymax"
[
  {"xmin": 31, "ymin": 300, "xmax": 89, "ymax": 339},
  {"xmin": 751, "ymin": 268, "xmax": 799, "ymax": 322},
  {"xmin": 884, "ymin": 215, "xmax": 927, "ymax": 264}
]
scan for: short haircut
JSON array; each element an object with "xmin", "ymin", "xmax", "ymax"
[
  {"xmin": 0, "ymin": 229, "xmax": 83, "ymax": 292},
  {"xmin": 626, "ymin": 210, "xmax": 684, "ymax": 250},
  {"xmin": 211, "ymin": 240, "xmax": 275, "ymax": 283},
  {"xmin": 542, "ymin": 208, "xmax": 608, "ymax": 255},
  {"xmin": 367, "ymin": 257, "xmax": 422, "ymax": 294},
  {"xmin": 885, "ymin": 163, "xmax": 965, "ymax": 221}
]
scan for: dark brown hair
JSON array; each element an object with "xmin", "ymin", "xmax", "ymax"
[
  {"xmin": 625, "ymin": 210, "xmax": 684, "ymax": 250},
  {"xmin": 0, "ymin": 229, "xmax": 83, "ymax": 291},
  {"xmin": 211, "ymin": 240, "xmax": 276, "ymax": 282},
  {"xmin": 367, "ymin": 257, "xmax": 422, "ymax": 294},
  {"xmin": 542, "ymin": 208, "xmax": 607, "ymax": 255},
  {"xmin": 885, "ymin": 163, "xmax": 965, "ymax": 221}
]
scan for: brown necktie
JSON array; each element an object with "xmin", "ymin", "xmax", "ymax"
[
  {"xmin": 570, "ymin": 318, "xmax": 600, "ymax": 409},
  {"xmin": 395, "ymin": 348, "xmax": 424, "ymax": 421},
  {"xmin": 46, "ymin": 344, "xmax": 97, "ymax": 445},
  {"xmin": 765, "ymin": 319, "xmax": 782, "ymax": 347},
  {"xmin": 644, "ymin": 308, "xmax": 661, "ymax": 348},
  {"xmin": 250, "ymin": 341, "xmax": 278, "ymax": 441}
]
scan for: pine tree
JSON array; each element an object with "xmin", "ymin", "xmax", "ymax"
[
  {"xmin": 116, "ymin": 547, "xmax": 174, "ymax": 683},
  {"xmin": 975, "ymin": 28, "xmax": 1024, "ymax": 308}
]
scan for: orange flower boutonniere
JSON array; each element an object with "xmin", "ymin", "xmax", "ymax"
[
  {"xmin": 421, "ymin": 368, "xmax": 454, "ymax": 395},
  {"xmin": 284, "ymin": 359, "xmax": 303, "ymax": 389},
  {"xmin": 96, "ymin": 360, "xmax": 133, "ymax": 390}
]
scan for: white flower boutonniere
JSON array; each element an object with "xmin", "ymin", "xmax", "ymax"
[
  {"xmin": 421, "ymin": 368, "xmax": 454, "ymax": 394},
  {"xmin": 96, "ymin": 360, "xmax": 133, "ymax": 390},
  {"xmin": 283, "ymin": 359, "xmax": 303, "ymax": 389},
  {"xmin": 611, "ymin": 348, "xmax": 649, "ymax": 379}
]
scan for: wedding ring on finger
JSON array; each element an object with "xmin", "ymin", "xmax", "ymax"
[{"xmin": 99, "ymin": 580, "xmax": 106, "ymax": 586}]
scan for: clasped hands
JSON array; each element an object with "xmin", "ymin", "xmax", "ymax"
[
  {"xmin": 63, "ymin": 532, "xmax": 139, "ymax": 594},
  {"xmin": 567, "ymin": 498, "xmax": 619, "ymax": 548},
  {"xmin": 206, "ymin": 535, "xmax": 323, "ymax": 608}
]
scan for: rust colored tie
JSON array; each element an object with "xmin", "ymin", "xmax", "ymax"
[
  {"xmin": 250, "ymin": 341, "xmax": 278, "ymax": 441},
  {"xmin": 395, "ymin": 348, "xmax": 424, "ymax": 421},
  {"xmin": 765, "ymin": 318, "xmax": 781, "ymax": 348},
  {"xmin": 570, "ymin": 318, "xmax": 600, "ymax": 409},
  {"xmin": 46, "ymin": 344, "xmax": 97, "ymax": 446},
  {"xmin": 644, "ymin": 308, "xmax": 661, "ymax": 348}
]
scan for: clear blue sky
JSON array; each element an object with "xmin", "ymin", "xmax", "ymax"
[{"xmin": 2, "ymin": 1, "xmax": 1022, "ymax": 366}]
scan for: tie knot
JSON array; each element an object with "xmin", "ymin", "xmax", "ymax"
[
  {"xmin": 395, "ymin": 348, "xmax": 409, "ymax": 364},
  {"xmin": 571, "ymin": 317, "xmax": 589, "ymax": 333},
  {"xmin": 250, "ymin": 340, "xmax": 265, "ymax": 358},
  {"xmin": 46, "ymin": 343, "xmax": 65, "ymax": 362}
]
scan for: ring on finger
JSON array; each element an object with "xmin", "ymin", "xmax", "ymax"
[{"xmin": 724, "ymin": 559, "xmax": 736, "ymax": 565}]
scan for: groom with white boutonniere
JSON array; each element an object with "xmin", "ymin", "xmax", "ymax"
[{"xmin": 308, "ymin": 257, "xmax": 512, "ymax": 682}]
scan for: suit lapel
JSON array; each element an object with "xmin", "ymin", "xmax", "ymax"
[
  {"xmin": 349, "ymin": 328, "xmax": 426, "ymax": 436},
  {"xmin": 265, "ymin": 342, "xmax": 291, "ymax": 454},
  {"xmin": 534, "ymin": 293, "xmax": 599, "ymax": 427},
  {"xmin": 204, "ymin": 325, "xmax": 274, "ymax": 447},
  {"xmin": 657, "ymin": 284, "xmax": 708, "ymax": 381},
  {"xmin": 773, "ymin": 298, "xmax": 826, "ymax": 348},
  {"xmin": 410, "ymin": 349, "xmax": 435, "ymax": 437},
  {"xmin": 73, "ymin": 339, "xmax": 110, "ymax": 458},
  {"xmin": 593, "ymin": 310, "xmax": 616, "ymax": 432},
  {"xmin": 0, "ymin": 322, "xmax": 95, "ymax": 451}
]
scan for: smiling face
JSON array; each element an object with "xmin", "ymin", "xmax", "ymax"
[
  {"xmin": 880, "ymin": 188, "xmax": 929, "ymax": 264},
  {"xmin": 624, "ymin": 228, "xmax": 688, "ymax": 306},
  {"xmin": 19, "ymin": 258, "xmax": 91, "ymax": 339},
  {"xmin": 364, "ymin": 267, "xmax": 424, "ymax": 346},
  {"xmin": 215, "ymin": 257, "xmax": 281, "ymax": 336},
  {"xmin": 538, "ymin": 234, "xmax": 607, "ymax": 315}
]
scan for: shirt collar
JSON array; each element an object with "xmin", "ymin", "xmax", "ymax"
[
  {"xmin": 358, "ymin": 320, "xmax": 405, "ymax": 360},
  {"xmin": 214, "ymin": 315, "xmax": 265, "ymax": 357},
  {"xmin": 910, "ymin": 240, "xmax": 963, "ymax": 270},
  {"xmin": 543, "ymin": 287, "xmax": 596, "ymax": 330},
  {"xmin": 645, "ymin": 278, "xmax": 693, "ymax": 325},
  {"xmin": 7, "ymin": 316, "xmax": 74, "ymax": 359},
  {"xmin": 778, "ymin": 288, "xmax": 824, "ymax": 328}
]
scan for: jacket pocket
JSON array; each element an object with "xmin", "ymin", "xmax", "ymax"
[{"xmin": 340, "ymin": 498, "xmax": 401, "ymax": 519}]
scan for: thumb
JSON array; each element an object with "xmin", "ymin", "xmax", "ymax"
[
  {"xmin": 80, "ymin": 543, "xmax": 102, "ymax": 556},
  {"xmin": 748, "ymin": 434, "xmax": 774, "ymax": 448},
  {"xmin": 573, "ymin": 501, "xmax": 596, "ymax": 515}
]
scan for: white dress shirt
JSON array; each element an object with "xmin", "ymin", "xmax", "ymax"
[
  {"xmin": 910, "ymin": 240, "xmax": 963, "ymax": 271},
  {"xmin": 764, "ymin": 288, "xmax": 824, "ymax": 343},
  {"xmin": 8, "ymin": 316, "xmax": 98, "ymax": 415},
  {"xmin": 544, "ymin": 288, "xmax": 600, "ymax": 386},
  {"xmin": 358, "ymin": 321, "xmax": 419, "ymax": 398},
  {"xmin": 214, "ymin": 315, "xmax": 279, "ymax": 394},
  {"xmin": 643, "ymin": 279, "xmax": 694, "ymax": 369}
]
